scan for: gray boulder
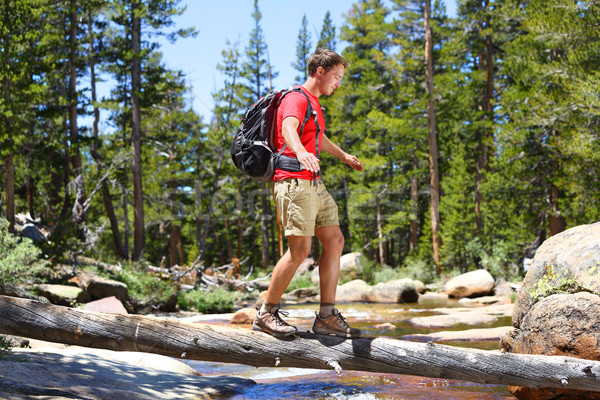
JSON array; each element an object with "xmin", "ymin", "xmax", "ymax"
[{"xmin": 443, "ymin": 269, "xmax": 495, "ymax": 298}]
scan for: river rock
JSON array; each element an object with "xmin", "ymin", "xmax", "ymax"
[
  {"xmin": 86, "ymin": 277, "xmax": 128, "ymax": 302},
  {"xmin": 35, "ymin": 284, "xmax": 91, "ymax": 306},
  {"xmin": 443, "ymin": 269, "xmax": 495, "ymax": 298},
  {"xmin": 501, "ymin": 292, "xmax": 600, "ymax": 400},
  {"xmin": 365, "ymin": 278, "xmax": 419, "ymax": 303},
  {"xmin": 83, "ymin": 296, "xmax": 128, "ymax": 315},
  {"xmin": 230, "ymin": 307, "xmax": 256, "ymax": 324},
  {"xmin": 512, "ymin": 221, "xmax": 600, "ymax": 328},
  {"xmin": 500, "ymin": 222, "xmax": 600, "ymax": 400},
  {"xmin": 336, "ymin": 279, "xmax": 370, "ymax": 302}
]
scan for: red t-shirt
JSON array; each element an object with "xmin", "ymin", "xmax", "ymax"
[{"xmin": 273, "ymin": 86, "xmax": 325, "ymax": 181}]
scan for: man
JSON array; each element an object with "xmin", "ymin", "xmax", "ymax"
[{"xmin": 252, "ymin": 49, "xmax": 363, "ymax": 339}]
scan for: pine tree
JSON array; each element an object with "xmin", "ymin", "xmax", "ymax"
[
  {"xmin": 317, "ymin": 10, "xmax": 337, "ymax": 51},
  {"xmin": 292, "ymin": 14, "xmax": 312, "ymax": 83}
]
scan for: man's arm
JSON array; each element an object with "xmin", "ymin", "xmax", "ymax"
[
  {"xmin": 321, "ymin": 133, "xmax": 363, "ymax": 171},
  {"xmin": 281, "ymin": 116, "xmax": 321, "ymax": 173}
]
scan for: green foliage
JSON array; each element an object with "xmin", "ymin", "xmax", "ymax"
[
  {"xmin": 112, "ymin": 263, "xmax": 175, "ymax": 304},
  {"xmin": 0, "ymin": 336, "xmax": 12, "ymax": 352},
  {"xmin": 177, "ymin": 288, "xmax": 240, "ymax": 314},
  {"xmin": 0, "ymin": 218, "xmax": 50, "ymax": 285},
  {"xmin": 400, "ymin": 256, "xmax": 436, "ymax": 285}
]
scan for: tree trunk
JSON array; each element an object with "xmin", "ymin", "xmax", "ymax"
[
  {"xmin": 2, "ymin": 1, "xmax": 14, "ymax": 233},
  {"xmin": 1, "ymin": 296, "xmax": 599, "ymax": 393},
  {"xmin": 409, "ymin": 156, "xmax": 419, "ymax": 252},
  {"xmin": 131, "ymin": 0, "xmax": 145, "ymax": 260},
  {"xmin": 87, "ymin": 10, "xmax": 127, "ymax": 259},
  {"xmin": 68, "ymin": 0, "xmax": 87, "ymax": 225},
  {"xmin": 424, "ymin": 0, "xmax": 441, "ymax": 274}
]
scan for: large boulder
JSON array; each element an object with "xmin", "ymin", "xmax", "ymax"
[
  {"xmin": 365, "ymin": 279, "xmax": 419, "ymax": 303},
  {"xmin": 511, "ymin": 222, "xmax": 600, "ymax": 328},
  {"xmin": 336, "ymin": 279, "xmax": 370, "ymax": 302},
  {"xmin": 86, "ymin": 277, "xmax": 128, "ymax": 302},
  {"xmin": 500, "ymin": 222, "xmax": 600, "ymax": 400},
  {"xmin": 443, "ymin": 269, "xmax": 495, "ymax": 298}
]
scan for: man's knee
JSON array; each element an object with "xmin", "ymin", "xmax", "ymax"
[
  {"xmin": 288, "ymin": 237, "xmax": 312, "ymax": 264},
  {"xmin": 320, "ymin": 228, "xmax": 344, "ymax": 252}
]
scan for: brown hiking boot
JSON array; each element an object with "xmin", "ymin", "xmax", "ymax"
[
  {"xmin": 253, "ymin": 305, "xmax": 298, "ymax": 338},
  {"xmin": 312, "ymin": 309, "xmax": 361, "ymax": 338}
]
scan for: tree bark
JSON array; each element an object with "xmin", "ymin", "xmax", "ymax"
[
  {"xmin": 2, "ymin": 0, "xmax": 14, "ymax": 233},
  {"xmin": 131, "ymin": 0, "xmax": 145, "ymax": 260},
  {"xmin": 87, "ymin": 9, "xmax": 127, "ymax": 260},
  {"xmin": 424, "ymin": 0, "xmax": 441, "ymax": 274},
  {"xmin": 409, "ymin": 156, "xmax": 419, "ymax": 252},
  {"xmin": 68, "ymin": 0, "xmax": 87, "ymax": 225},
  {"xmin": 1, "ymin": 296, "xmax": 600, "ymax": 393}
]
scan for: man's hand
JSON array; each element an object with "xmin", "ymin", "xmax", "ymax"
[
  {"xmin": 296, "ymin": 150, "xmax": 320, "ymax": 173},
  {"xmin": 342, "ymin": 153, "xmax": 363, "ymax": 171}
]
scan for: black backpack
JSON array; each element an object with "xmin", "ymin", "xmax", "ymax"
[{"xmin": 230, "ymin": 87, "xmax": 320, "ymax": 182}]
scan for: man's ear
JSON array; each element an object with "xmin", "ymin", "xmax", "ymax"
[{"xmin": 316, "ymin": 66, "xmax": 325, "ymax": 77}]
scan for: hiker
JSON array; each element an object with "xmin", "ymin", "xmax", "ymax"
[{"xmin": 253, "ymin": 49, "xmax": 363, "ymax": 339}]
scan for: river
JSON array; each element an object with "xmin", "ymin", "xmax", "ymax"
[{"xmin": 182, "ymin": 301, "xmax": 515, "ymax": 399}]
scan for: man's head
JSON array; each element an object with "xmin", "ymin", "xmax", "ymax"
[
  {"xmin": 306, "ymin": 49, "xmax": 348, "ymax": 97},
  {"xmin": 307, "ymin": 49, "xmax": 348, "ymax": 77}
]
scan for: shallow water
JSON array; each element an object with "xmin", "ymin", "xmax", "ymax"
[{"xmin": 182, "ymin": 301, "xmax": 515, "ymax": 399}]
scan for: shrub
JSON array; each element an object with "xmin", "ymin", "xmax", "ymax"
[
  {"xmin": 0, "ymin": 218, "xmax": 50, "ymax": 285},
  {"xmin": 178, "ymin": 287, "xmax": 240, "ymax": 314},
  {"xmin": 112, "ymin": 262, "xmax": 175, "ymax": 304}
]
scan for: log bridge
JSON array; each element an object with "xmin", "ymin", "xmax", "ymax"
[{"xmin": 1, "ymin": 295, "xmax": 599, "ymax": 392}]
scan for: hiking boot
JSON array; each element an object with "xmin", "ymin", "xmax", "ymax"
[
  {"xmin": 312, "ymin": 309, "xmax": 361, "ymax": 338},
  {"xmin": 253, "ymin": 305, "xmax": 298, "ymax": 338}
]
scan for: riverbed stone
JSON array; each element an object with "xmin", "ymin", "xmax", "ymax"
[
  {"xmin": 512, "ymin": 221, "xmax": 600, "ymax": 328},
  {"xmin": 35, "ymin": 284, "xmax": 91, "ymax": 306},
  {"xmin": 86, "ymin": 276, "xmax": 128, "ymax": 302},
  {"xmin": 500, "ymin": 291, "xmax": 600, "ymax": 400},
  {"xmin": 365, "ymin": 278, "xmax": 419, "ymax": 303},
  {"xmin": 501, "ymin": 222, "xmax": 600, "ymax": 400},
  {"xmin": 83, "ymin": 296, "xmax": 128, "ymax": 315},
  {"xmin": 230, "ymin": 307, "xmax": 256, "ymax": 324},
  {"xmin": 0, "ymin": 347, "xmax": 255, "ymax": 399},
  {"xmin": 443, "ymin": 269, "xmax": 495, "ymax": 298},
  {"xmin": 336, "ymin": 279, "xmax": 370, "ymax": 302}
]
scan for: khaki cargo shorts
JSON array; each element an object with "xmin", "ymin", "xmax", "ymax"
[{"xmin": 273, "ymin": 178, "xmax": 339, "ymax": 237}]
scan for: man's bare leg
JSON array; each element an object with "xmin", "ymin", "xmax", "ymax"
[
  {"xmin": 315, "ymin": 225, "xmax": 345, "ymax": 305},
  {"xmin": 253, "ymin": 235, "xmax": 312, "ymax": 337},
  {"xmin": 264, "ymin": 235, "xmax": 312, "ymax": 305},
  {"xmin": 312, "ymin": 225, "xmax": 361, "ymax": 338}
]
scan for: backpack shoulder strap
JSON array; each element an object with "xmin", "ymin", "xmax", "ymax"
[{"xmin": 275, "ymin": 86, "xmax": 316, "ymax": 156}]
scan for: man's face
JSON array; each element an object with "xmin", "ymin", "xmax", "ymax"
[{"xmin": 320, "ymin": 63, "xmax": 345, "ymax": 96}]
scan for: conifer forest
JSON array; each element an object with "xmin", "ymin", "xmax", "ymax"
[{"xmin": 1, "ymin": 0, "xmax": 598, "ymax": 282}]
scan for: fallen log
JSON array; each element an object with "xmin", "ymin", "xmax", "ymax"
[{"xmin": 1, "ymin": 295, "xmax": 599, "ymax": 392}]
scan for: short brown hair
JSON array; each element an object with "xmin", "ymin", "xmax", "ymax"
[{"xmin": 307, "ymin": 49, "xmax": 348, "ymax": 77}]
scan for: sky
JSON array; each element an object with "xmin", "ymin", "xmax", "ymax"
[{"xmin": 143, "ymin": 0, "xmax": 457, "ymax": 123}]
